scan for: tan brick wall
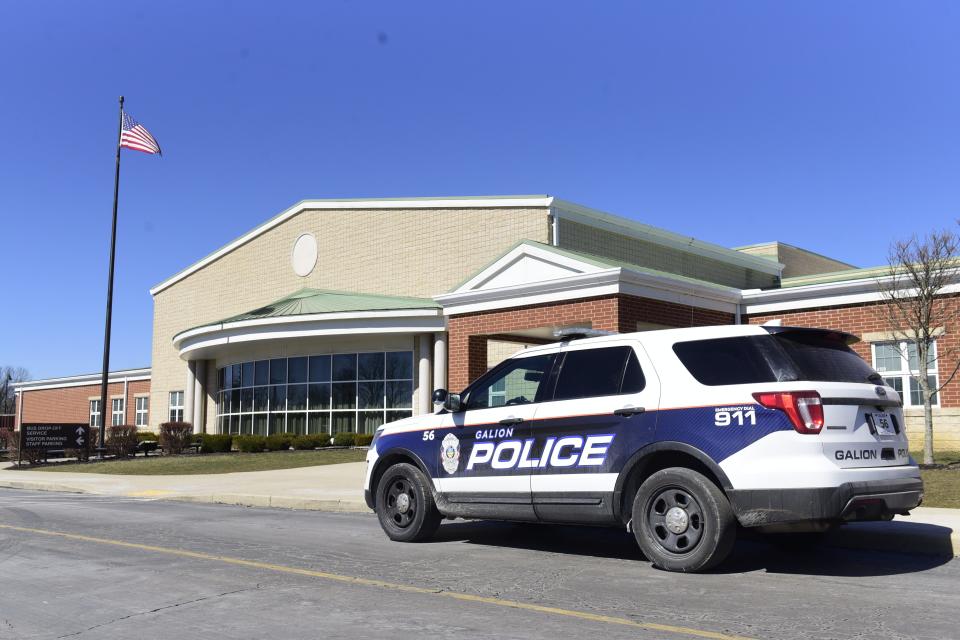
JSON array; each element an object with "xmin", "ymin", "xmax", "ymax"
[
  {"xmin": 447, "ymin": 294, "xmax": 734, "ymax": 390},
  {"xmin": 736, "ymin": 242, "xmax": 852, "ymax": 279},
  {"xmin": 487, "ymin": 339, "xmax": 540, "ymax": 368},
  {"xmin": 746, "ymin": 297, "xmax": 960, "ymax": 452},
  {"xmin": 18, "ymin": 379, "xmax": 152, "ymax": 428},
  {"xmin": 557, "ymin": 219, "xmax": 778, "ymax": 289},
  {"xmin": 151, "ymin": 206, "xmax": 550, "ymax": 431},
  {"xmin": 776, "ymin": 244, "xmax": 853, "ymax": 279},
  {"xmin": 904, "ymin": 408, "xmax": 960, "ymax": 452}
]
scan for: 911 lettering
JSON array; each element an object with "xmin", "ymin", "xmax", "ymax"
[
  {"xmin": 714, "ymin": 406, "xmax": 756, "ymax": 427},
  {"xmin": 465, "ymin": 434, "xmax": 614, "ymax": 471}
]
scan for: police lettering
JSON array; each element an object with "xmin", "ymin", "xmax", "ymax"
[
  {"xmin": 466, "ymin": 435, "xmax": 614, "ymax": 471},
  {"xmin": 835, "ymin": 449, "xmax": 878, "ymax": 461},
  {"xmin": 475, "ymin": 427, "xmax": 514, "ymax": 440}
]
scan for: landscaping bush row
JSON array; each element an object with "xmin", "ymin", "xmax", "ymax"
[
  {"xmin": 233, "ymin": 432, "xmax": 372, "ymax": 452},
  {"xmin": 200, "ymin": 434, "xmax": 233, "ymax": 453},
  {"xmin": 2, "ymin": 422, "xmax": 371, "ymax": 461}
]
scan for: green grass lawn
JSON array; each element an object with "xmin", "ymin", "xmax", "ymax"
[
  {"xmin": 912, "ymin": 450, "xmax": 960, "ymax": 509},
  {"xmin": 920, "ymin": 468, "xmax": 960, "ymax": 509},
  {"xmin": 28, "ymin": 449, "xmax": 367, "ymax": 475},
  {"xmin": 914, "ymin": 450, "xmax": 960, "ymax": 466}
]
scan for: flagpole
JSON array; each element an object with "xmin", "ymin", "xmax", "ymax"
[{"xmin": 97, "ymin": 95, "xmax": 124, "ymax": 459}]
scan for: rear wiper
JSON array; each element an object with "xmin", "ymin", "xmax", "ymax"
[{"xmin": 867, "ymin": 372, "xmax": 884, "ymax": 384}]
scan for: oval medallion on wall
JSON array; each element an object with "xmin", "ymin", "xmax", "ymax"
[{"xmin": 291, "ymin": 233, "xmax": 318, "ymax": 277}]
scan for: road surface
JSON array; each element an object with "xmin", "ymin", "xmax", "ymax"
[{"xmin": 0, "ymin": 489, "xmax": 956, "ymax": 639}]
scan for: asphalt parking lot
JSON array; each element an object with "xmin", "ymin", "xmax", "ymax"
[{"xmin": 0, "ymin": 488, "xmax": 956, "ymax": 640}]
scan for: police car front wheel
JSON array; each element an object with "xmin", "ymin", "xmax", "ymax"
[
  {"xmin": 632, "ymin": 468, "xmax": 736, "ymax": 572},
  {"xmin": 375, "ymin": 463, "xmax": 442, "ymax": 543}
]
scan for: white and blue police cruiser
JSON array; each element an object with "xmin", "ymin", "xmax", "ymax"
[{"xmin": 364, "ymin": 324, "xmax": 923, "ymax": 572}]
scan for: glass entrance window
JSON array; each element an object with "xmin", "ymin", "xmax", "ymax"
[{"xmin": 217, "ymin": 351, "xmax": 414, "ymax": 436}]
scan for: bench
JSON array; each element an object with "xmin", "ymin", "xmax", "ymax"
[
  {"xmin": 155, "ymin": 441, "xmax": 202, "ymax": 455},
  {"xmin": 135, "ymin": 441, "xmax": 158, "ymax": 457}
]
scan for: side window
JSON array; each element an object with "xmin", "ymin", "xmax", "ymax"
[
  {"xmin": 672, "ymin": 337, "xmax": 782, "ymax": 386},
  {"xmin": 553, "ymin": 346, "xmax": 644, "ymax": 401},
  {"xmin": 620, "ymin": 349, "xmax": 646, "ymax": 394},
  {"xmin": 465, "ymin": 354, "xmax": 556, "ymax": 409}
]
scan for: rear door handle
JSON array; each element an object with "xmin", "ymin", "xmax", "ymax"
[
  {"xmin": 614, "ymin": 406, "xmax": 645, "ymax": 417},
  {"xmin": 499, "ymin": 417, "xmax": 524, "ymax": 425}
]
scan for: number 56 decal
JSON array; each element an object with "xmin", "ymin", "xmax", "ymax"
[
  {"xmin": 715, "ymin": 408, "xmax": 756, "ymax": 427},
  {"xmin": 422, "ymin": 430, "xmax": 435, "ymax": 441}
]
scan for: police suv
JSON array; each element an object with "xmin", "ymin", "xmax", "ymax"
[{"xmin": 364, "ymin": 325, "xmax": 923, "ymax": 572}]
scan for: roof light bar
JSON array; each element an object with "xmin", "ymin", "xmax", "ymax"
[{"xmin": 552, "ymin": 327, "xmax": 616, "ymax": 341}]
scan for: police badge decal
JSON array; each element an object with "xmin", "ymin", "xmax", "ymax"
[{"xmin": 441, "ymin": 433, "xmax": 460, "ymax": 474}]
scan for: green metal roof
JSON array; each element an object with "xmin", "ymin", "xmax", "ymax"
[
  {"xmin": 455, "ymin": 240, "xmax": 738, "ymax": 293},
  {"xmin": 200, "ymin": 288, "xmax": 439, "ymax": 329}
]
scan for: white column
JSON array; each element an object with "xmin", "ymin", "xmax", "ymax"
[
  {"xmin": 193, "ymin": 360, "xmax": 206, "ymax": 434},
  {"xmin": 417, "ymin": 333, "xmax": 433, "ymax": 415},
  {"xmin": 433, "ymin": 332, "xmax": 447, "ymax": 392},
  {"xmin": 184, "ymin": 361, "xmax": 196, "ymax": 426}
]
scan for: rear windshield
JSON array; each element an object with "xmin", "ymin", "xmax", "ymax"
[{"xmin": 672, "ymin": 331, "xmax": 880, "ymax": 386}]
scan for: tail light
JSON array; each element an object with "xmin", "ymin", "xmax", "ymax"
[{"xmin": 752, "ymin": 391, "xmax": 824, "ymax": 434}]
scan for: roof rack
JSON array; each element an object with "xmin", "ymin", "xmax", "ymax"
[{"xmin": 552, "ymin": 328, "xmax": 616, "ymax": 342}]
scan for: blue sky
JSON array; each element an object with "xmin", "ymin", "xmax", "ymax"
[{"xmin": 2, "ymin": 1, "xmax": 958, "ymax": 379}]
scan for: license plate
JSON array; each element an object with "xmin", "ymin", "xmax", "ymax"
[{"xmin": 869, "ymin": 412, "xmax": 896, "ymax": 436}]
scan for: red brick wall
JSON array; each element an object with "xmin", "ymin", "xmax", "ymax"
[
  {"xmin": 17, "ymin": 379, "xmax": 152, "ymax": 428},
  {"xmin": 447, "ymin": 294, "xmax": 735, "ymax": 390},
  {"xmin": 746, "ymin": 297, "xmax": 960, "ymax": 408}
]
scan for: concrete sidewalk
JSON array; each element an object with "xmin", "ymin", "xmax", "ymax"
[
  {"xmin": 0, "ymin": 461, "xmax": 369, "ymax": 512},
  {"xmin": 0, "ymin": 461, "xmax": 956, "ymax": 558}
]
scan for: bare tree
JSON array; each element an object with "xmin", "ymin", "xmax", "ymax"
[
  {"xmin": 879, "ymin": 229, "xmax": 960, "ymax": 465},
  {"xmin": 0, "ymin": 366, "xmax": 30, "ymax": 416}
]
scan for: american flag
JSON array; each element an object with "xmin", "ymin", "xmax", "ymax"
[{"xmin": 120, "ymin": 111, "xmax": 162, "ymax": 155}]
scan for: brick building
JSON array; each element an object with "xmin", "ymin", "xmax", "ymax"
[
  {"xmin": 14, "ymin": 368, "xmax": 151, "ymax": 431},
  {"xmin": 14, "ymin": 195, "xmax": 958, "ymax": 451}
]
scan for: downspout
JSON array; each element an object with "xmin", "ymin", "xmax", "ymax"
[{"xmin": 550, "ymin": 207, "xmax": 559, "ymax": 247}]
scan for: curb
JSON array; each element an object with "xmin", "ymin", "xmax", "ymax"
[
  {"xmin": 0, "ymin": 479, "xmax": 371, "ymax": 514},
  {"xmin": 0, "ymin": 480, "xmax": 90, "ymax": 495},
  {"xmin": 167, "ymin": 494, "xmax": 370, "ymax": 513}
]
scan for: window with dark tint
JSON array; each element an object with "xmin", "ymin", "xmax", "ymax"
[
  {"xmin": 673, "ymin": 336, "xmax": 784, "ymax": 386},
  {"xmin": 254, "ymin": 360, "xmax": 269, "ymax": 386},
  {"xmin": 621, "ymin": 350, "xmax": 646, "ymax": 393},
  {"xmin": 269, "ymin": 359, "xmax": 286, "ymax": 385},
  {"xmin": 241, "ymin": 362, "xmax": 254, "ymax": 387},
  {"xmin": 554, "ymin": 346, "xmax": 642, "ymax": 400},
  {"xmin": 674, "ymin": 331, "xmax": 881, "ymax": 386},
  {"xmin": 773, "ymin": 331, "xmax": 878, "ymax": 383}
]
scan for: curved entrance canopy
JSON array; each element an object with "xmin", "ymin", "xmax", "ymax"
[{"xmin": 172, "ymin": 288, "xmax": 445, "ymax": 361}]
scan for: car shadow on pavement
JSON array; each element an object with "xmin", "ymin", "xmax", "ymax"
[{"xmin": 430, "ymin": 520, "xmax": 954, "ymax": 577}]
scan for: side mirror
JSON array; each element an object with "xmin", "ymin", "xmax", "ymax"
[
  {"xmin": 433, "ymin": 389, "xmax": 463, "ymax": 412},
  {"xmin": 445, "ymin": 394, "xmax": 463, "ymax": 413}
]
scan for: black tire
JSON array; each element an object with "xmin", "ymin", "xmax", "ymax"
[
  {"xmin": 631, "ymin": 467, "xmax": 736, "ymax": 572},
  {"xmin": 375, "ymin": 463, "xmax": 442, "ymax": 542}
]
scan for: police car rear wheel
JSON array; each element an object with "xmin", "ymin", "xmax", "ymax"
[
  {"xmin": 632, "ymin": 468, "xmax": 735, "ymax": 572},
  {"xmin": 376, "ymin": 463, "xmax": 441, "ymax": 542}
]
